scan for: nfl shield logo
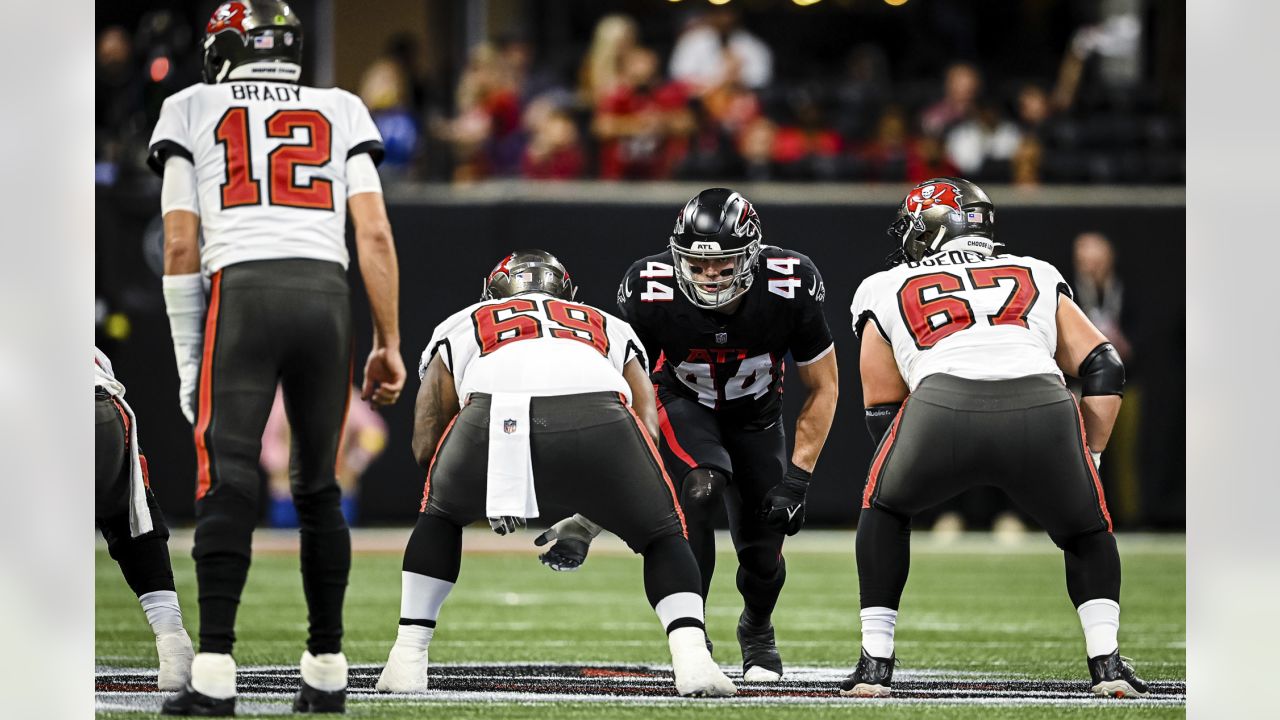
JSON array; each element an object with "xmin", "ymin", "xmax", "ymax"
[
  {"xmin": 503, "ymin": 418, "xmax": 518, "ymax": 434},
  {"xmin": 715, "ymin": 332, "xmax": 728, "ymax": 345}
]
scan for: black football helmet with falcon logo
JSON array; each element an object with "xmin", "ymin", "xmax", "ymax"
[
  {"xmin": 202, "ymin": 1, "xmax": 304, "ymax": 84},
  {"xmin": 669, "ymin": 188, "xmax": 765, "ymax": 310},
  {"xmin": 886, "ymin": 177, "xmax": 1000, "ymax": 265}
]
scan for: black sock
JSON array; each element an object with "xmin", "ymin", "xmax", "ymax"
[
  {"xmin": 856, "ymin": 506, "xmax": 912, "ymax": 610},
  {"xmin": 1062, "ymin": 530, "xmax": 1121, "ymax": 607},
  {"xmin": 402, "ymin": 513, "xmax": 463, "ymax": 582}
]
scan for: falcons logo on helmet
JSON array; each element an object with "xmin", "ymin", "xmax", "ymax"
[
  {"xmin": 904, "ymin": 182, "xmax": 963, "ymax": 214},
  {"xmin": 207, "ymin": 2, "xmax": 249, "ymax": 36}
]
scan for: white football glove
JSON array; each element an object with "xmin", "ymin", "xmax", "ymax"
[
  {"xmin": 533, "ymin": 514, "xmax": 603, "ymax": 571},
  {"xmin": 162, "ymin": 274, "xmax": 207, "ymax": 426}
]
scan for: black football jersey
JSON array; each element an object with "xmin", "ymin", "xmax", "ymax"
[{"xmin": 616, "ymin": 246, "xmax": 834, "ymax": 423}]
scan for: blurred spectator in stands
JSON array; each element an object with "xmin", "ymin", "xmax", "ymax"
[
  {"xmin": 945, "ymin": 104, "xmax": 1021, "ymax": 179},
  {"xmin": 675, "ymin": 96, "xmax": 744, "ymax": 181},
  {"xmin": 1016, "ymin": 84, "xmax": 1054, "ymax": 138},
  {"xmin": 834, "ymin": 44, "xmax": 892, "ymax": 142},
  {"xmin": 1010, "ymin": 136, "xmax": 1044, "ymax": 187},
  {"xmin": 905, "ymin": 133, "xmax": 959, "ymax": 184},
  {"xmin": 739, "ymin": 117, "xmax": 778, "ymax": 182},
  {"xmin": 770, "ymin": 85, "xmax": 843, "ymax": 181},
  {"xmin": 359, "ymin": 58, "xmax": 421, "ymax": 178},
  {"xmin": 1073, "ymin": 232, "xmax": 1133, "ymax": 362},
  {"xmin": 437, "ymin": 43, "xmax": 522, "ymax": 181},
  {"xmin": 920, "ymin": 62, "xmax": 982, "ymax": 137},
  {"xmin": 384, "ymin": 33, "xmax": 432, "ymax": 117},
  {"xmin": 669, "ymin": 8, "xmax": 773, "ymax": 95},
  {"xmin": 262, "ymin": 387, "xmax": 388, "ymax": 528},
  {"xmin": 579, "ymin": 14, "xmax": 638, "ymax": 107},
  {"xmin": 853, "ymin": 106, "xmax": 911, "ymax": 182},
  {"xmin": 521, "ymin": 95, "xmax": 585, "ymax": 180},
  {"xmin": 593, "ymin": 47, "xmax": 693, "ymax": 180},
  {"xmin": 498, "ymin": 32, "xmax": 562, "ymax": 106},
  {"xmin": 96, "ymin": 26, "xmax": 141, "ymax": 183}
]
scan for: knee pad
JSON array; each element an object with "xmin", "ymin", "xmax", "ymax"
[
  {"xmin": 736, "ymin": 540, "xmax": 784, "ymax": 579},
  {"xmin": 680, "ymin": 467, "xmax": 727, "ymax": 513}
]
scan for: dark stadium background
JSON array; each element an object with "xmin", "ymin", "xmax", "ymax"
[{"xmin": 95, "ymin": 0, "xmax": 1184, "ymax": 530}]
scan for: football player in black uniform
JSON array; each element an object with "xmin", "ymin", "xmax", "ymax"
[{"xmin": 537, "ymin": 189, "xmax": 839, "ymax": 681}]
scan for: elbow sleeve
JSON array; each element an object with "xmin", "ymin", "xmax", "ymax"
[
  {"xmin": 160, "ymin": 156, "xmax": 198, "ymax": 215},
  {"xmin": 1078, "ymin": 342, "xmax": 1125, "ymax": 397}
]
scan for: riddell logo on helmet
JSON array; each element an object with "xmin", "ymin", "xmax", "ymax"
[
  {"xmin": 208, "ymin": 2, "xmax": 249, "ymax": 35},
  {"xmin": 905, "ymin": 183, "xmax": 963, "ymax": 214}
]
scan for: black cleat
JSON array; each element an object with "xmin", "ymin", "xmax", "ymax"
[
  {"xmin": 838, "ymin": 648, "xmax": 895, "ymax": 697},
  {"xmin": 293, "ymin": 681, "xmax": 346, "ymax": 713},
  {"xmin": 737, "ymin": 612, "xmax": 783, "ymax": 681},
  {"xmin": 1088, "ymin": 651, "xmax": 1150, "ymax": 698},
  {"xmin": 160, "ymin": 685, "xmax": 235, "ymax": 716}
]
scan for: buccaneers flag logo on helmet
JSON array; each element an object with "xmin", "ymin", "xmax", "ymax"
[
  {"xmin": 904, "ymin": 182, "xmax": 964, "ymax": 215},
  {"xmin": 207, "ymin": 2, "xmax": 249, "ymax": 36}
]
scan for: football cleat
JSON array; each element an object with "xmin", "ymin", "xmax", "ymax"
[
  {"xmin": 737, "ymin": 612, "xmax": 783, "ymax": 682},
  {"xmin": 1088, "ymin": 651, "xmax": 1150, "ymax": 698},
  {"xmin": 294, "ymin": 651, "xmax": 347, "ymax": 713},
  {"xmin": 376, "ymin": 645, "xmax": 429, "ymax": 693},
  {"xmin": 838, "ymin": 648, "xmax": 895, "ymax": 697},
  {"xmin": 156, "ymin": 629, "xmax": 195, "ymax": 691},
  {"xmin": 669, "ymin": 626, "xmax": 737, "ymax": 697},
  {"xmin": 162, "ymin": 653, "xmax": 236, "ymax": 716}
]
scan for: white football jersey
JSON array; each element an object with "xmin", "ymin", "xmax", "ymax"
[
  {"xmin": 148, "ymin": 81, "xmax": 384, "ymax": 274},
  {"xmin": 421, "ymin": 293, "xmax": 648, "ymax": 405},
  {"xmin": 851, "ymin": 251, "xmax": 1071, "ymax": 390}
]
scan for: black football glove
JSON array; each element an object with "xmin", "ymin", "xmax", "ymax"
[
  {"xmin": 488, "ymin": 515, "xmax": 526, "ymax": 536},
  {"xmin": 760, "ymin": 463, "xmax": 812, "ymax": 536},
  {"xmin": 533, "ymin": 514, "xmax": 602, "ymax": 571}
]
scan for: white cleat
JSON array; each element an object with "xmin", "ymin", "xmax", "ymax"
[
  {"xmin": 155, "ymin": 629, "xmax": 195, "ymax": 691},
  {"xmin": 376, "ymin": 645, "xmax": 429, "ymax": 693},
  {"xmin": 742, "ymin": 665, "xmax": 782, "ymax": 682},
  {"xmin": 668, "ymin": 627, "xmax": 737, "ymax": 697}
]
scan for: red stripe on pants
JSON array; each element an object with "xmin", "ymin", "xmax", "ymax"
[
  {"xmin": 193, "ymin": 272, "xmax": 223, "ymax": 501},
  {"xmin": 620, "ymin": 393, "xmax": 687, "ymax": 537},
  {"xmin": 862, "ymin": 399, "xmax": 908, "ymax": 509}
]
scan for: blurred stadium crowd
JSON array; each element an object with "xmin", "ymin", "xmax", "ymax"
[{"xmin": 97, "ymin": 0, "xmax": 1184, "ymax": 188}]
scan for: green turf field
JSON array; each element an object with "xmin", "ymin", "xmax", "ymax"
[{"xmin": 96, "ymin": 529, "xmax": 1185, "ymax": 718}]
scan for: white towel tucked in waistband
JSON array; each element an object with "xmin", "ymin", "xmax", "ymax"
[{"xmin": 485, "ymin": 392, "xmax": 539, "ymax": 520}]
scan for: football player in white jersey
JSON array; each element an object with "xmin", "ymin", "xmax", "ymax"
[
  {"xmin": 147, "ymin": 2, "xmax": 406, "ymax": 715},
  {"xmin": 842, "ymin": 178, "xmax": 1148, "ymax": 699},
  {"xmin": 374, "ymin": 250, "xmax": 735, "ymax": 698},
  {"xmin": 95, "ymin": 348, "xmax": 194, "ymax": 692}
]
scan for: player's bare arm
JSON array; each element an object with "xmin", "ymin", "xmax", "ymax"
[
  {"xmin": 623, "ymin": 358, "xmax": 660, "ymax": 442},
  {"xmin": 349, "ymin": 191, "xmax": 406, "ymax": 406},
  {"xmin": 858, "ymin": 322, "xmax": 909, "ymax": 408},
  {"xmin": 791, "ymin": 348, "xmax": 839, "ymax": 473},
  {"xmin": 411, "ymin": 354, "xmax": 460, "ymax": 470},
  {"xmin": 162, "ymin": 210, "xmax": 201, "ymax": 275},
  {"xmin": 1054, "ymin": 295, "xmax": 1123, "ymax": 453}
]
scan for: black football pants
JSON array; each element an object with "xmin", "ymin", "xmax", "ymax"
[
  {"xmin": 96, "ymin": 392, "xmax": 174, "ymax": 597},
  {"xmin": 190, "ymin": 259, "xmax": 353, "ymax": 655},
  {"xmin": 857, "ymin": 373, "xmax": 1119, "ymax": 611}
]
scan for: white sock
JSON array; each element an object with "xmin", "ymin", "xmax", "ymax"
[
  {"xmin": 654, "ymin": 592, "xmax": 704, "ymax": 633},
  {"xmin": 1077, "ymin": 598, "xmax": 1120, "ymax": 658},
  {"xmin": 393, "ymin": 624, "xmax": 434, "ymax": 652},
  {"xmin": 300, "ymin": 651, "xmax": 347, "ymax": 692},
  {"xmin": 860, "ymin": 606, "xmax": 898, "ymax": 658},
  {"xmin": 139, "ymin": 590, "xmax": 184, "ymax": 636},
  {"xmin": 400, "ymin": 572, "xmax": 454, "ymax": 622},
  {"xmin": 190, "ymin": 652, "xmax": 236, "ymax": 699}
]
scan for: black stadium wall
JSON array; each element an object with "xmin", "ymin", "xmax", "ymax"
[{"xmin": 96, "ymin": 184, "xmax": 1186, "ymax": 530}]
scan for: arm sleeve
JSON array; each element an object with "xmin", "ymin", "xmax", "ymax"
[
  {"xmin": 160, "ymin": 156, "xmax": 199, "ymax": 215},
  {"xmin": 789, "ymin": 260, "xmax": 835, "ymax": 364},
  {"xmin": 148, "ymin": 92, "xmax": 193, "ymax": 176},
  {"xmin": 345, "ymin": 92, "xmax": 385, "ymax": 166},
  {"xmin": 345, "ymin": 152, "xmax": 383, "ymax": 197}
]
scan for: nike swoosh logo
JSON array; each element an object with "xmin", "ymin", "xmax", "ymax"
[
  {"xmin": 623, "ymin": 277, "xmax": 633, "ymax": 297},
  {"xmin": 786, "ymin": 506, "xmax": 800, "ymax": 521},
  {"xmin": 808, "ymin": 277, "xmax": 818, "ymax": 296}
]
